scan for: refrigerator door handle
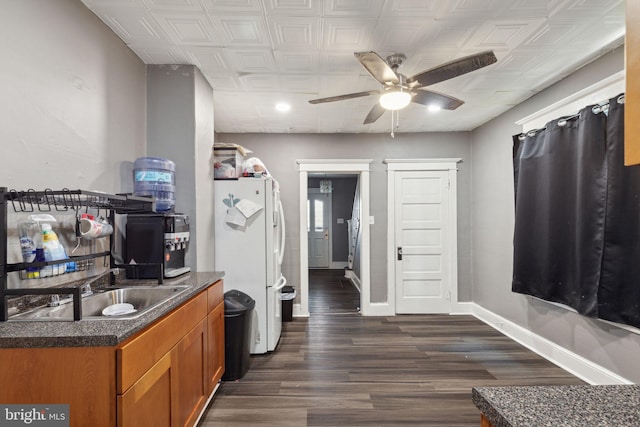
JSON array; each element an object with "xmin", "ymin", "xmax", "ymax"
[
  {"xmin": 277, "ymin": 199, "xmax": 286, "ymax": 265},
  {"xmin": 274, "ymin": 275, "xmax": 287, "ymax": 291}
]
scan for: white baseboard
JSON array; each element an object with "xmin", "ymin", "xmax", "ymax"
[
  {"xmin": 349, "ymin": 273, "xmax": 361, "ymax": 293},
  {"xmin": 451, "ymin": 301, "xmax": 474, "ymax": 314},
  {"xmin": 293, "ymin": 303, "xmax": 309, "ymax": 318},
  {"xmin": 347, "ymin": 273, "xmax": 396, "ymax": 316},
  {"xmin": 471, "ymin": 303, "xmax": 632, "ymax": 385},
  {"xmin": 361, "ymin": 302, "xmax": 394, "ymax": 316}
]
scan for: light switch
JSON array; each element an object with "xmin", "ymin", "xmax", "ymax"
[
  {"xmin": 369, "ymin": 216, "xmax": 375, "ymax": 224},
  {"xmin": 337, "ymin": 218, "xmax": 344, "ymax": 224}
]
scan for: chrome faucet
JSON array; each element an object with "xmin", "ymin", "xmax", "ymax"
[
  {"xmin": 80, "ymin": 283, "xmax": 93, "ymax": 297},
  {"xmin": 48, "ymin": 284, "xmax": 93, "ymax": 307}
]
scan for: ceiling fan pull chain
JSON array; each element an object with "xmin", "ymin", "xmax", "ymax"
[{"xmin": 390, "ymin": 109, "xmax": 395, "ymax": 138}]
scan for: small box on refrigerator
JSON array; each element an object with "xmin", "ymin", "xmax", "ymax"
[{"xmin": 213, "ymin": 147, "xmax": 242, "ymax": 179}]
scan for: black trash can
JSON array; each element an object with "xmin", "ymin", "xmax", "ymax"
[
  {"xmin": 222, "ymin": 290, "xmax": 255, "ymax": 381},
  {"xmin": 281, "ymin": 285, "xmax": 295, "ymax": 322}
]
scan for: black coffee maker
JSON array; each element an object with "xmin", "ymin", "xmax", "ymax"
[{"xmin": 125, "ymin": 213, "xmax": 191, "ymax": 279}]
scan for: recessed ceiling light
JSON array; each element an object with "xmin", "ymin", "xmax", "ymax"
[
  {"xmin": 428, "ymin": 105, "xmax": 441, "ymax": 113},
  {"xmin": 275, "ymin": 103, "xmax": 290, "ymax": 112}
]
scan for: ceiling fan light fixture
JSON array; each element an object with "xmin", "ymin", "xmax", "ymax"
[
  {"xmin": 275, "ymin": 102, "xmax": 291, "ymax": 112},
  {"xmin": 379, "ymin": 88, "xmax": 411, "ymax": 110}
]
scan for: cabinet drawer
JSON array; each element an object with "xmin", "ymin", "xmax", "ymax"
[
  {"xmin": 117, "ymin": 292, "xmax": 207, "ymax": 394},
  {"xmin": 207, "ymin": 280, "xmax": 223, "ymax": 312}
]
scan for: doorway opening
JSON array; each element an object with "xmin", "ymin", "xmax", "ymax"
[
  {"xmin": 308, "ymin": 174, "xmax": 359, "ymax": 314},
  {"xmin": 297, "ymin": 159, "xmax": 372, "ymax": 317}
]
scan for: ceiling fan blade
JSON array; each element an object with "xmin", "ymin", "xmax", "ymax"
[
  {"xmin": 308, "ymin": 90, "xmax": 377, "ymax": 104},
  {"xmin": 363, "ymin": 103, "xmax": 386, "ymax": 124},
  {"xmin": 407, "ymin": 50, "xmax": 497, "ymax": 88},
  {"xmin": 354, "ymin": 51, "xmax": 399, "ymax": 85},
  {"xmin": 412, "ymin": 89, "xmax": 464, "ymax": 110}
]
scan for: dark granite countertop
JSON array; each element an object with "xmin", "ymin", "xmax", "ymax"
[
  {"xmin": 0, "ymin": 271, "xmax": 224, "ymax": 348},
  {"xmin": 473, "ymin": 385, "xmax": 640, "ymax": 427}
]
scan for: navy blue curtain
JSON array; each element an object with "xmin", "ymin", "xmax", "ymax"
[{"xmin": 512, "ymin": 105, "xmax": 607, "ymax": 317}]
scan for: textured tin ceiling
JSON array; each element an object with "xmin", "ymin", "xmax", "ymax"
[{"xmin": 81, "ymin": 0, "xmax": 625, "ymax": 133}]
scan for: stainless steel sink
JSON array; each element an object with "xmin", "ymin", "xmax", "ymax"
[{"xmin": 10, "ymin": 286, "xmax": 191, "ymax": 321}]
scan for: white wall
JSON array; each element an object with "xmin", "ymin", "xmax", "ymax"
[
  {"xmin": 471, "ymin": 46, "xmax": 640, "ymax": 382},
  {"xmin": 0, "ymin": 0, "xmax": 146, "ymax": 192},
  {"xmin": 216, "ymin": 132, "xmax": 472, "ymax": 305}
]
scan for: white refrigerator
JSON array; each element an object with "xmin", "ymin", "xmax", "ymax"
[{"xmin": 214, "ymin": 176, "xmax": 286, "ymax": 354}]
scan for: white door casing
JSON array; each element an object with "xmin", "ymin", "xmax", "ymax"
[
  {"xmin": 297, "ymin": 159, "xmax": 372, "ymax": 317},
  {"xmin": 308, "ymin": 189, "xmax": 332, "ymax": 268},
  {"xmin": 385, "ymin": 159, "xmax": 461, "ymax": 315}
]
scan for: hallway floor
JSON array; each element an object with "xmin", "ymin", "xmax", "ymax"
[
  {"xmin": 199, "ymin": 271, "xmax": 584, "ymax": 426},
  {"xmin": 309, "ymin": 269, "xmax": 360, "ymax": 315}
]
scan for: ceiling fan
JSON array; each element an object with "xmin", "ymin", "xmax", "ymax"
[{"xmin": 308, "ymin": 50, "xmax": 497, "ymax": 125}]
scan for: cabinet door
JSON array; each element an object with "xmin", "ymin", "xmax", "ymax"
[
  {"xmin": 0, "ymin": 346, "xmax": 115, "ymax": 427},
  {"xmin": 175, "ymin": 319, "xmax": 208, "ymax": 427},
  {"xmin": 118, "ymin": 351, "xmax": 176, "ymax": 427},
  {"xmin": 625, "ymin": 0, "xmax": 640, "ymax": 165},
  {"xmin": 207, "ymin": 302, "xmax": 225, "ymax": 392}
]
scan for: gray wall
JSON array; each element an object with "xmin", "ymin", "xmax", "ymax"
[
  {"xmin": 471, "ymin": 46, "xmax": 640, "ymax": 382},
  {"xmin": 0, "ymin": 0, "xmax": 146, "ymax": 191},
  {"xmin": 308, "ymin": 177, "xmax": 358, "ymax": 263},
  {"xmin": 216, "ymin": 133, "xmax": 472, "ymax": 303},
  {"xmin": 146, "ymin": 65, "xmax": 215, "ymax": 272},
  {"xmin": 0, "ymin": 0, "xmax": 147, "ymax": 287}
]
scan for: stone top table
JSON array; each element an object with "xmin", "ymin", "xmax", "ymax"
[{"xmin": 473, "ymin": 384, "xmax": 640, "ymax": 427}]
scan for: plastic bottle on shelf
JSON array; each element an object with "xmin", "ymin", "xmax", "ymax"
[
  {"xmin": 18, "ymin": 222, "xmax": 39, "ymax": 279},
  {"xmin": 40, "ymin": 223, "xmax": 68, "ymax": 277}
]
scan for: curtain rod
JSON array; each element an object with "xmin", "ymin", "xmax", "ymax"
[{"xmin": 517, "ymin": 94, "xmax": 625, "ymax": 139}]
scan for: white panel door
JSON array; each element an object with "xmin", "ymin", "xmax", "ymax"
[
  {"xmin": 308, "ymin": 191, "xmax": 331, "ymax": 268},
  {"xmin": 395, "ymin": 171, "xmax": 451, "ymax": 313}
]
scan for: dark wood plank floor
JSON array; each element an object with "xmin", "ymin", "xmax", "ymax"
[
  {"xmin": 308, "ymin": 269, "xmax": 360, "ymax": 314},
  {"xmin": 199, "ymin": 270, "xmax": 584, "ymax": 426}
]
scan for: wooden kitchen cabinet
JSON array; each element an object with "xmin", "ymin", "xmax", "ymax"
[
  {"xmin": 116, "ymin": 291, "xmax": 208, "ymax": 394},
  {"xmin": 0, "ymin": 279, "xmax": 224, "ymax": 427},
  {"xmin": 118, "ymin": 317, "xmax": 213, "ymax": 427},
  {"xmin": 625, "ymin": 0, "xmax": 640, "ymax": 165},
  {"xmin": 175, "ymin": 319, "xmax": 208, "ymax": 427},
  {"xmin": 480, "ymin": 413, "xmax": 494, "ymax": 427},
  {"xmin": 206, "ymin": 281, "xmax": 225, "ymax": 392},
  {"xmin": 207, "ymin": 302, "xmax": 225, "ymax": 391},
  {"xmin": 0, "ymin": 346, "xmax": 116, "ymax": 426},
  {"xmin": 117, "ymin": 280, "xmax": 225, "ymax": 427}
]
